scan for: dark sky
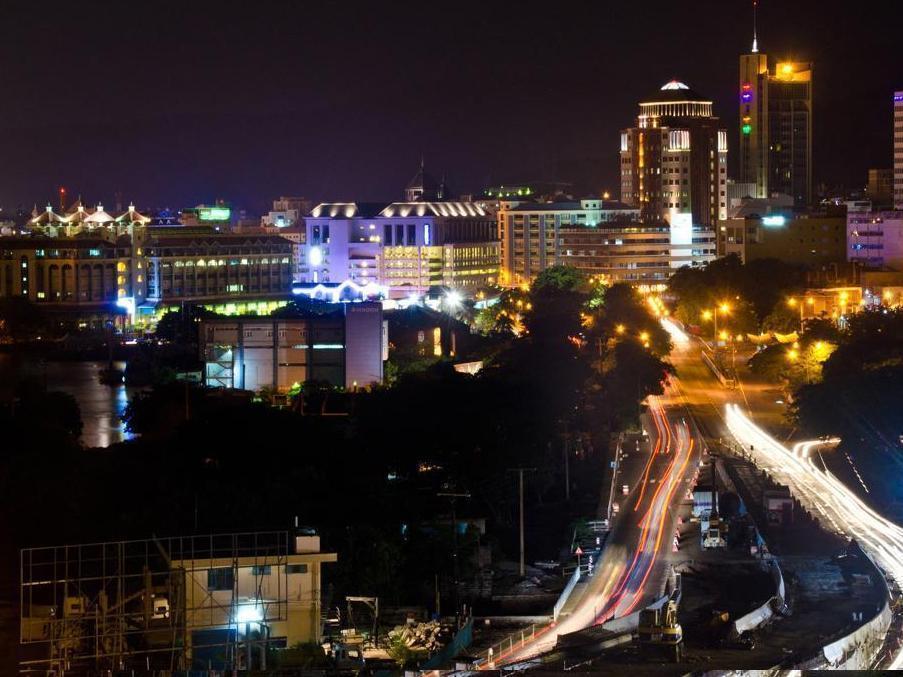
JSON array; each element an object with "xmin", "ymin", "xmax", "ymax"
[{"xmin": 0, "ymin": 0, "xmax": 898, "ymax": 214}]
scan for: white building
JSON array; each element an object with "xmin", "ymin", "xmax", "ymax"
[
  {"xmin": 298, "ymin": 201, "xmax": 499, "ymax": 297},
  {"xmin": 200, "ymin": 302, "xmax": 385, "ymax": 392}
]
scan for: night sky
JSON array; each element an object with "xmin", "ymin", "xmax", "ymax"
[{"xmin": 0, "ymin": 0, "xmax": 898, "ymax": 214}]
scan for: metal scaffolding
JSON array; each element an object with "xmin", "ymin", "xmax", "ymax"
[{"xmin": 20, "ymin": 531, "xmax": 295, "ymax": 673}]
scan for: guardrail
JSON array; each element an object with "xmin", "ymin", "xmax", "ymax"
[
  {"xmin": 475, "ymin": 621, "xmax": 546, "ymax": 669},
  {"xmin": 700, "ymin": 349, "xmax": 737, "ymax": 388}
]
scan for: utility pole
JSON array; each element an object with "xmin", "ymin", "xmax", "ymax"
[
  {"xmin": 561, "ymin": 421, "xmax": 571, "ymax": 501},
  {"xmin": 507, "ymin": 468, "xmax": 536, "ymax": 577},
  {"xmin": 437, "ymin": 491, "xmax": 470, "ymax": 620}
]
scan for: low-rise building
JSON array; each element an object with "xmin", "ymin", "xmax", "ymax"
[
  {"xmin": 1, "ymin": 223, "xmax": 297, "ymax": 328},
  {"xmin": 173, "ymin": 531, "xmax": 336, "ymax": 665},
  {"xmin": 200, "ymin": 301, "xmax": 384, "ymax": 391},
  {"xmin": 300, "ymin": 201, "xmax": 499, "ymax": 297},
  {"xmin": 847, "ymin": 210, "xmax": 903, "ymax": 271},
  {"xmin": 261, "ymin": 196, "xmax": 313, "ymax": 229},
  {"xmin": 718, "ymin": 209, "xmax": 847, "ymax": 266},
  {"xmin": 0, "ymin": 236, "xmax": 140, "ymax": 327},
  {"xmin": 496, "ymin": 198, "xmax": 713, "ymax": 287},
  {"xmin": 20, "ymin": 530, "xmax": 336, "ymax": 672},
  {"xmin": 141, "ymin": 228, "xmax": 294, "ymax": 306}
]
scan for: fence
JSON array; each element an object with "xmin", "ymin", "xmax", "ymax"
[{"xmin": 475, "ymin": 621, "xmax": 549, "ymax": 668}]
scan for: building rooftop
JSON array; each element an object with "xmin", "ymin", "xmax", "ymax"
[
  {"xmin": 642, "ymin": 80, "xmax": 711, "ymax": 104},
  {"xmin": 380, "ymin": 201, "xmax": 489, "ymax": 218},
  {"xmin": 507, "ymin": 200, "xmax": 638, "ymax": 212},
  {"xmin": 308, "ymin": 202, "xmax": 388, "ymax": 219}
]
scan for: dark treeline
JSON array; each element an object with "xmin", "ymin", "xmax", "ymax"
[{"xmin": 1, "ymin": 268, "xmax": 671, "ymax": 612}]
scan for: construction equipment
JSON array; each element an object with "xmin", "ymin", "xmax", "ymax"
[
  {"xmin": 701, "ymin": 515, "xmax": 727, "ymax": 549},
  {"xmin": 637, "ymin": 598, "xmax": 683, "ymax": 662},
  {"xmin": 345, "ymin": 596, "xmax": 379, "ymax": 647}
]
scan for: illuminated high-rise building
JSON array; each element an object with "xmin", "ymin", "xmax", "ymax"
[
  {"xmin": 619, "ymin": 80, "xmax": 728, "ymax": 229},
  {"xmin": 738, "ymin": 8, "xmax": 813, "ymax": 205},
  {"xmin": 894, "ymin": 91, "xmax": 903, "ymax": 209}
]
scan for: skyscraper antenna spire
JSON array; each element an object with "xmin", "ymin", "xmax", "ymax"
[{"xmin": 751, "ymin": 0, "xmax": 759, "ymax": 53}]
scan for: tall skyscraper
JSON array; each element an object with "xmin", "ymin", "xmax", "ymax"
[
  {"xmin": 894, "ymin": 91, "xmax": 903, "ymax": 209},
  {"xmin": 620, "ymin": 80, "xmax": 728, "ymax": 229},
  {"xmin": 738, "ymin": 10, "xmax": 813, "ymax": 206}
]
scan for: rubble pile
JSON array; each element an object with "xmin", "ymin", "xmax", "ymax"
[{"xmin": 387, "ymin": 620, "xmax": 452, "ymax": 652}]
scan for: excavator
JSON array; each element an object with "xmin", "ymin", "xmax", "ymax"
[{"xmin": 637, "ymin": 593, "xmax": 683, "ymax": 662}]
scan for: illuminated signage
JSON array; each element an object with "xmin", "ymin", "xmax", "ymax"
[
  {"xmin": 199, "ymin": 207, "xmax": 231, "ymax": 221},
  {"xmin": 762, "ymin": 215, "xmax": 786, "ymax": 227}
]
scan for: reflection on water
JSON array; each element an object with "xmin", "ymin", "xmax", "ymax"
[{"xmin": 0, "ymin": 356, "xmax": 140, "ymax": 448}]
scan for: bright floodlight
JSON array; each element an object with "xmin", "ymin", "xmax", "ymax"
[
  {"xmin": 234, "ymin": 601, "xmax": 263, "ymax": 624},
  {"xmin": 445, "ymin": 290, "xmax": 463, "ymax": 307},
  {"xmin": 308, "ymin": 246, "xmax": 323, "ymax": 266}
]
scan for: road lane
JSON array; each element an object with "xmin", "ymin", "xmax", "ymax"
[
  {"xmin": 661, "ymin": 318, "xmax": 903, "ymax": 669},
  {"xmin": 489, "ymin": 389, "xmax": 701, "ymax": 666}
]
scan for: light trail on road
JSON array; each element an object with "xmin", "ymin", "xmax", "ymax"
[
  {"xmin": 486, "ymin": 392, "xmax": 697, "ymax": 667},
  {"xmin": 597, "ymin": 416, "xmax": 693, "ymax": 621},
  {"xmin": 724, "ymin": 403, "xmax": 903, "ymax": 667}
]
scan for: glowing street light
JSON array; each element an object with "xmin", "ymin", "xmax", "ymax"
[
  {"xmin": 787, "ymin": 296, "xmax": 813, "ymax": 332},
  {"xmin": 444, "ymin": 290, "xmax": 463, "ymax": 310},
  {"xmin": 702, "ymin": 302, "xmax": 731, "ymax": 346},
  {"xmin": 615, "ymin": 324, "xmax": 626, "ymax": 335}
]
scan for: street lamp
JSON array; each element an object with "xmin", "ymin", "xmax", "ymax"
[
  {"xmin": 702, "ymin": 302, "xmax": 730, "ymax": 346},
  {"xmin": 788, "ymin": 296, "xmax": 815, "ymax": 332}
]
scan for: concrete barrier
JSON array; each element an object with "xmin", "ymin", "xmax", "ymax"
[
  {"xmin": 553, "ymin": 566, "xmax": 582, "ymax": 621},
  {"xmin": 811, "ymin": 545, "xmax": 892, "ymax": 670},
  {"xmin": 730, "ymin": 558, "xmax": 787, "ymax": 637}
]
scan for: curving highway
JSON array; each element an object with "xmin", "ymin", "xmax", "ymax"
[{"xmin": 486, "ymin": 390, "xmax": 700, "ymax": 666}]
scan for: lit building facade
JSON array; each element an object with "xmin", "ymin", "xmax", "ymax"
[
  {"xmin": 497, "ymin": 198, "xmax": 713, "ymax": 287},
  {"xmin": 739, "ymin": 49, "xmax": 813, "ymax": 205},
  {"xmin": 2, "ymin": 218, "xmax": 297, "ymax": 327},
  {"xmin": 200, "ymin": 302, "xmax": 384, "ymax": 391},
  {"xmin": 299, "ymin": 201, "xmax": 499, "ymax": 297},
  {"xmin": 141, "ymin": 228, "xmax": 294, "ymax": 304},
  {"xmin": 620, "ymin": 81, "xmax": 728, "ymax": 229},
  {"xmin": 847, "ymin": 210, "xmax": 903, "ymax": 271},
  {"xmin": 28, "ymin": 201, "xmax": 151, "ymax": 239},
  {"xmin": 895, "ymin": 91, "xmax": 903, "ymax": 209},
  {"xmin": 0, "ymin": 237, "xmax": 140, "ymax": 313}
]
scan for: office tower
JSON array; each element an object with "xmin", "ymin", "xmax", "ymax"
[
  {"xmin": 895, "ymin": 91, "xmax": 903, "ymax": 209},
  {"xmin": 619, "ymin": 80, "xmax": 728, "ymax": 229},
  {"xmin": 738, "ymin": 8, "xmax": 813, "ymax": 205}
]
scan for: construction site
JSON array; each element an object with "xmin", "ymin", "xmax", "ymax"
[{"xmin": 18, "ymin": 530, "xmax": 336, "ymax": 673}]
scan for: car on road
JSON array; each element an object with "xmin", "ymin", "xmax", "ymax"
[{"xmin": 622, "ymin": 484, "xmax": 630, "ymax": 495}]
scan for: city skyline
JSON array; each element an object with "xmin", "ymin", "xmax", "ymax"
[{"xmin": 0, "ymin": 0, "xmax": 898, "ymax": 212}]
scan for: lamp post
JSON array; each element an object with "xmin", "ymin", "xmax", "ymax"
[
  {"xmin": 702, "ymin": 302, "xmax": 731, "ymax": 347},
  {"xmin": 787, "ymin": 296, "xmax": 813, "ymax": 333}
]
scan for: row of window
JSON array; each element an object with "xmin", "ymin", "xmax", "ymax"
[{"xmin": 207, "ymin": 564, "xmax": 308, "ymax": 590}]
